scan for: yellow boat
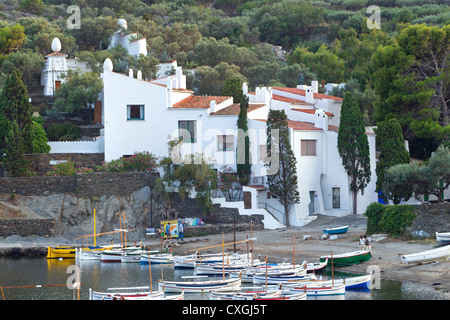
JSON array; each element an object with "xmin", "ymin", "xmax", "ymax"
[{"xmin": 47, "ymin": 246, "xmax": 77, "ymax": 259}]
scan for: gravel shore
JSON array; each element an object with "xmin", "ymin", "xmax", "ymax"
[{"xmin": 1, "ymin": 213, "xmax": 449, "ymax": 299}]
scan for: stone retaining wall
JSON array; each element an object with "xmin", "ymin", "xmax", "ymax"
[
  {"xmin": 410, "ymin": 203, "xmax": 450, "ymax": 235},
  {"xmin": 0, "ymin": 172, "xmax": 159, "ymax": 198},
  {"xmin": 0, "ymin": 219, "xmax": 55, "ymax": 238}
]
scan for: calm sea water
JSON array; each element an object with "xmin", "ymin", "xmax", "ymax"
[{"xmin": 0, "ymin": 256, "xmax": 445, "ymax": 300}]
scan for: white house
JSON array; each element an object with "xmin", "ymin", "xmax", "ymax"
[
  {"xmin": 100, "ymin": 58, "xmax": 378, "ymax": 228},
  {"xmin": 109, "ymin": 19, "xmax": 147, "ymax": 57},
  {"xmin": 41, "ymin": 37, "xmax": 90, "ymax": 97}
]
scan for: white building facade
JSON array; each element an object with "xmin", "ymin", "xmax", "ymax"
[{"xmin": 100, "ymin": 59, "xmax": 378, "ymax": 227}]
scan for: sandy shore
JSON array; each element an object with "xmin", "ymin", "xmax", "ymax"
[{"xmin": 1, "ymin": 214, "xmax": 449, "ymax": 298}]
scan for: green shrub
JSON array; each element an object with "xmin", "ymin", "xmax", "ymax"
[
  {"xmin": 379, "ymin": 205, "xmax": 416, "ymax": 236},
  {"xmin": 96, "ymin": 152, "xmax": 157, "ymax": 172},
  {"xmin": 46, "ymin": 122, "xmax": 80, "ymax": 141},
  {"xmin": 46, "ymin": 160, "xmax": 76, "ymax": 176},
  {"xmin": 364, "ymin": 202, "xmax": 386, "ymax": 234}
]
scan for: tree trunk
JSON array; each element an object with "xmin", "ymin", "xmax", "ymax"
[
  {"xmin": 284, "ymin": 198, "xmax": 290, "ymax": 227},
  {"xmin": 352, "ymin": 190, "xmax": 358, "ymax": 214}
]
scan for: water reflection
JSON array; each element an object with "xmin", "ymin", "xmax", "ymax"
[{"xmin": 0, "ymin": 257, "xmax": 447, "ymax": 300}]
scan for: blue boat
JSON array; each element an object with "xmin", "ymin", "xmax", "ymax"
[{"xmin": 323, "ymin": 225, "xmax": 349, "ymax": 235}]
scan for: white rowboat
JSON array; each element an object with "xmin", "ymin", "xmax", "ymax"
[
  {"xmin": 436, "ymin": 232, "xmax": 450, "ymax": 246},
  {"xmin": 158, "ymin": 277, "xmax": 241, "ymax": 293},
  {"xmin": 89, "ymin": 287, "xmax": 164, "ymax": 300},
  {"xmin": 400, "ymin": 245, "xmax": 450, "ymax": 264}
]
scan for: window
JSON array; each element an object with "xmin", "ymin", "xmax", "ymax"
[
  {"xmin": 301, "ymin": 139, "xmax": 317, "ymax": 156},
  {"xmin": 178, "ymin": 120, "xmax": 196, "ymax": 143},
  {"xmin": 217, "ymin": 135, "xmax": 234, "ymax": 151},
  {"xmin": 127, "ymin": 105, "xmax": 144, "ymax": 120}
]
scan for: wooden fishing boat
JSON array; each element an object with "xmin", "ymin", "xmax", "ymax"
[
  {"xmin": 113, "ymin": 291, "xmax": 184, "ymax": 300},
  {"xmin": 233, "ymin": 291, "xmax": 307, "ymax": 300},
  {"xmin": 76, "ymin": 245, "xmax": 120, "ymax": 260},
  {"xmin": 285, "ymin": 283, "xmax": 346, "ymax": 296},
  {"xmin": 320, "ymin": 250, "xmax": 371, "ymax": 266},
  {"xmin": 252, "ymin": 271, "xmax": 316, "ymax": 285},
  {"xmin": 140, "ymin": 253, "xmax": 174, "ymax": 264},
  {"xmin": 46, "ymin": 246, "xmax": 77, "ymax": 259},
  {"xmin": 210, "ymin": 288, "xmax": 281, "ymax": 300},
  {"xmin": 323, "ymin": 226, "xmax": 349, "ymax": 235},
  {"xmin": 99, "ymin": 246, "xmax": 143, "ymax": 262},
  {"xmin": 229, "ymin": 266, "xmax": 306, "ymax": 283},
  {"xmin": 436, "ymin": 232, "xmax": 450, "ymax": 246},
  {"xmin": 121, "ymin": 250, "xmax": 158, "ymax": 263},
  {"xmin": 194, "ymin": 259, "xmax": 264, "ymax": 275},
  {"xmin": 174, "ymin": 252, "xmax": 247, "ymax": 269},
  {"xmin": 306, "ymin": 259, "xmax": 328, "ymax": 273},
  {"xmin": 312, "ymin": 272, "xmax": 374, "ymax": 290},
  {"xmin": 158, "ymin": 277, "xmax": 241, "ymax": 293},
  {"xmin": 89, "ymin": 287, "xmax": 164, "ymax": 300},
  {"xmin": 400, "ymin": 245, "xmax": 450, "ymax": 264}
]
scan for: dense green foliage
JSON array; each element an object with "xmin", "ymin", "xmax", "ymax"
[
  {"xmin": 364, "ymin": 202, "xmax": 385, "ymax": 235},
  {"xmin": 364, "ymin": 202, "xmax": 416, "ymax": 236},
  {"xmin": 375, "ymin": 118, "xmax": 410, "ymax": 202}
]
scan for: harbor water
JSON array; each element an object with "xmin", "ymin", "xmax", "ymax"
[{"xmin": 0, "ymin": 256, "xmax": 446, "ymax": 300}]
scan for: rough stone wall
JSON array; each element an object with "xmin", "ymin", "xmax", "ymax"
[
  {"xmin": 25, "ymin": 153, "xmax": 104, "ymax": 175},
  {"xmin": 409, "ymin": 203, "xmax": 450, "ymax": 235},
  {"xmin": 0, "ymin": 172, "xmax": 159, "ymax": 198},
  {"xmin": 0, "ymin": 219, "xmax": 55, "ymax": 237}
]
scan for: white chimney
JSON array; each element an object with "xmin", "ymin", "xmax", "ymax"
[
  {"xmin": 314, "ymin": 109, "xmax": 328, "ymax": 130},
  {"xmin": 209, "ymin": 100, "xmax": 217, "ymax": 113},
  {"xmin": 175, "ymin": 66, "xmax": 186, "ymax": 89},
  {"xmin": 311, "ymin": 80, "xmax": 318, "ymax": 93},
  {"xmin": 129, "ymin": 69, "xmax": 133, "ymax": 78},
  {"xmin": 242, "ymin": 82, "xmax": 248, "ymax": 95},
  {"xmin": 305, "ymin": 86, "xmax": 314, "ymax": 104},
  {"xmin": 137, "ymin": 70, "xmax": 142, "ymax": 80}
]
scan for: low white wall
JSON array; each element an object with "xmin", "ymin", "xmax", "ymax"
[{"xmin": 48, "ymin": 136, "xmax": 104, "ymax": 154}]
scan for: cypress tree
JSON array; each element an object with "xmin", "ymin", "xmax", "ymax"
[
  {"xmin": 0, "ymin": 67, "xmax": 33, "ymax": 154},
  {"xmin": 337, "ymin": 92, "xmax": 371, "ymax": 214},
  {"xmin": 265, "ymin": 109, "xmax": 300, "ymax": 226},
  {"xmin": 3, "ymin": 121, "xmax": 30, "ymax": 177},
  {"xmin": 375, "ymin": 118, "xmax": 410, "ymax": 202}
]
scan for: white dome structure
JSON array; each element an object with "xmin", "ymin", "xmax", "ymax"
[
  {"xmin": 51, "ymin": 37, "xmax": 62, "ymax": 52},
  {"xmin": 117, "ymin": 19, "xmax": 127, "ymax": 30},
  {"xmin": 103, "ymin": 58, "xmax": 113, "ymax": 72}
]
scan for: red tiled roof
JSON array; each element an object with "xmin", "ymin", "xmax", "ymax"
[
  {"xmin": 210, "ymin": 103, "xmax": 265, "ymax": 116},
  {"xmin": 272, "ymin": 94, "xmax": 309, "ymax": 104},
  {"xmin": 273, "ymin": 87, "xmax": 343, "ymax": 102},
  {"xmin": 292, "ymin": 108, "xmax": 334, "ymax": 117},
  {"xmin": 287, "ymin": 120, "xmax": 322, "ymax": 131},
  {"xmin": 172, "ymin": 95, "xmax": 231, "ymax": 109}
]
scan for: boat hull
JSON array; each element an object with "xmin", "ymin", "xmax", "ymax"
[
  {"xmin": 159, "ymin": 278, "xmax": 241, "ymax": 293},
  {"xmin": 400, "ymin": 244, "xmax": 450, "ymax": 264},
  {"xmin": 320, "ymin": 250, "xmax": 371, "ymax": 267},
  {"xmin": 287, "ymin": 283, "xmax": 346, "ymax": 296},
  {"xmin": 436, "ymin": 232, "xmax": 450, "ymax": 246},
  {"xmin": 47, "ymin": 246, "xmax": 76, "ymax": 259},
  {"xmin": 323, "ymin": 226, "xmax": 349, "ymax": 235},
  {"xmin": 89, "ymin": 288, "xmax": 164, "ymax": 300}
]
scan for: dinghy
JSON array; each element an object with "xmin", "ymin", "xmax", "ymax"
[
  {"xmin": 89, "ymin": 287, "xmax": 164, "ymax": 300},
  {"xmin": 285, "ymin": 283, "xmax": 346, "ymax": 296},
  {"xmin": 194, "ymin": 259, "xmax": 264, "ymax": 275},
  {"xmin": 436, "ymin": 232, "xmax": 450, "ymax": 246},
  {"xmin": 232, "ymin": 291, "xmax": 307, "ymax": 300},
  {"xmin": 140, "ymin": 253, "xmax": 174, "ymax": 264},
  {"xmin": 113, "ymin": 291, "xmax": 184, "ymax": 300},
  {"xmin": 252, "ymin": 270, "xmax": 316, "ymax": 285},
  {"xmin": 323, "ymin": 226, "xmax": 348, "ymax": 235},
  {"xmin": 158, "ymin": 277, "xmax": 241, "ymax": 293},
  {"xmin": 320, "ymin": 250, "xmax": 371, "ymax": 266},
  {"xmin": 400, "ymin": 245, "xmax": 450, "ymax": 264}
]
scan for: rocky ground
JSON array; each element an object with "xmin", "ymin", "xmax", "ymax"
[{"xmin": 1, "ymin": 213, "xmax": 449, "ymax": 299}]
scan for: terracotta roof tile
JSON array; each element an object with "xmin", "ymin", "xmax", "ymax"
[
  {"xmin": 287, "ymin": 120, "xmax": 322, "ymax": 131},
  {"xmin": 292, "ymin": 108, "xmax": 334, "ymax": 116},
  {"xmin": 210, "ymin": 103, "xmax": 265, "ymax": 116},
  {"xmin": 272, "ymin": 87, "xmax": 343, "ymax": 101},
  {"xmin": 172, "ymin": 95, "xmax": 231, "ymax": 109},
  {"xmin": 272, "ymin": 94, "xmax": 309, "ymax": 104},
  {"xmin": 45, "ymin": 52, "xmax": 67, "ymax": 58}
]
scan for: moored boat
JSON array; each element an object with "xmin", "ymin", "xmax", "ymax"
[
  {"xmin": 232, "ymin": 291, "xmax": 307, "ymax": 300},
  {"xmin": 436, "ymin": 232, "xmax": 450, "ymax": 246},
  {"xmin": 113, "ymin": 291, "xmax": 184, "ymax": 300},
  {"xmin": 320, "ymin": 250, "xmax": 371, "ymax": 267},
  {"xmin": 252, "ymin": 270, "xmax": 316, "ymax": 285},
  {"xmin": 400, "ymin": 245, "xmax": 450, "ymax": 264},
  {"xmin": 285, "ymin": 283, "xmax": 346, "ymax": 296},
  {"xmin": 306, "ymin": 259, "xmax": 328, "ymax": 273},
  {"xmin": 323, "ymin": 226, "xmax": 349, "ymax": 235},
  {"xmin": 194, "ymin": 259, "xmax": 264, "ymax": 275},
  {"xmin": 140, "ymin": 253, "xmax": 174, "ymax": 264},
  {"xmin": 158, "ymin": 277, "xmax": 241, "ymax": 293},
  {"xmin": 47, "ymin": 246, "xmax": 77, "ymax": 259},
  {"xmin": 89, "ymin": 287, "xmax": 164, "ymax": 300}
]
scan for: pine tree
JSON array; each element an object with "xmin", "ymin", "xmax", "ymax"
[
  {"xmin": 265, "ymin": 109, "xmax": 300, "ymax": 226},
  {"xmin": 375, "ymin": 118, "xmax": 410, "ymax": 203},
  {"xmin": 337, "ymin": 92, "xmax": 371, "ymax": 214}
]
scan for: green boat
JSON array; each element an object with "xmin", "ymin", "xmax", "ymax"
[{"xmin": 319, "ymin": 250, "xmax": 371, "ymax": 267}]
